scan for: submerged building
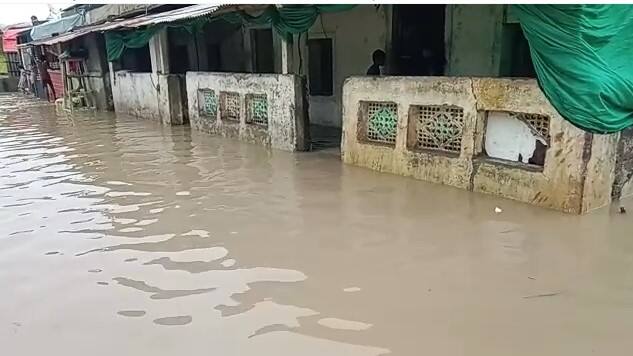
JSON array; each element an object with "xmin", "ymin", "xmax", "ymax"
[{"xmin": 15, "ymin": 4, "xmax": 633, "ymax": 214}]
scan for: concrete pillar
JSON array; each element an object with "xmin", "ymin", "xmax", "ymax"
[
  {"xmin": 108, "ymin": 61, "xmax": 121, "ymax": 112},
  {"xmin": 280, "ymin": 35, "xmax": 293, "ymax": 74},
  {"xmin": 273, "ymin": 30, "xmax": 294, "ymax": 74},
  {"xmin": 195, "ymin": 33, "xmax": 209, "ymax": 71},
  {"xmin": 446, "ymin": 4, "xmax": 504, "ymax": 76},
  {"xmin": 243, "ymin": 27, "xmax": 254, "ymax": 73},
  {"xmin": 149, "ymin": 28, "xmax": 169, "ymax": 74}
]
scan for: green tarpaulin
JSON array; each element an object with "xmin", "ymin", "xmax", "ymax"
[
  {"xmin": 222, "ymin": 5, "xmax": 356, "ymax": 38},
  {"xmin": 105, "ymin": 27, "xmax": 162, "ymax": 63},
  {"xmin": 105, "ymin": 5, "xmax": 356, "ymax": 62},
  {"xmin": 513, "ymin": 5, "xmax": 633, "ymax": 133}
]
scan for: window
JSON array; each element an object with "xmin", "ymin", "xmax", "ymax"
[
  {"xmin": 251, "ymin": 28, "xmax": 274, "ymax": 73},
  {"xmin": 308, "ymin": 38, "xmax": 333, "ymax": 96},
  {"xmin": 120, "ymin": 45, "xmax": 151, "ymax": 72}
]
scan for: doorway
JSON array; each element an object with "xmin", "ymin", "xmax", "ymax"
[
  {"xmin": 251, "ymin": 28, "xmax": 274, "ymax": 73},
  {"xmin": 391, "ymin": 5, "xmax": 446, "ymax": 76}
]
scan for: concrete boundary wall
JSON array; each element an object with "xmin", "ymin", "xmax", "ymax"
[
  {"xmin": 111, "ymin": 71, "xmax": 186, "ymax": 125},
  {"xmin": 186, "ymin": 72, "xmax": 309, "ymax": 152},
  {"xmin": 0, "ymin": 77, "xmax": 18, "ymax": 92},
  {"xmin": 341, "ymin": 76, "xmax": 618, "ymax": 213}
]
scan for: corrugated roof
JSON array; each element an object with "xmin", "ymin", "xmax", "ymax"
[
  {"xmin": 3, "ymin": 27, "xmax": 33, "ymax": 52},
  {"xmin": 102, "ymin": 4, "xmax": 222, "ymax": 29},
  {"xmin": 22, "ymin": 4, "xmax": 259, "ymax": 47}
]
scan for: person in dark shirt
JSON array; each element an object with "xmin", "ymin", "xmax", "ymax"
[
  {"xmin": 366, "ymin": 49, "xmax": 386, "ymax": 76},
  {"xmin": 37, "ymin": 55, "xmax": 56, "ymax": 102}
]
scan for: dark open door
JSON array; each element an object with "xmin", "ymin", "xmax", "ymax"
[{"xmin": 392, "ymin": 5, "xmax": 446, "ymax": 76}]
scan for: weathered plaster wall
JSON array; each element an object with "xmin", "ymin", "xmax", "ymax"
[
  {"xmin": 470, "ymin": 78, "xmax": 616, "ymax": 214},
  {"xmin": 583, "ymin": 132, "xmax": 618, "ymax": 212},
  {"xmin": 342, "ymin": 76, "xmax": 478, "ymax": 190},
  {"xmin": 447, "ymin": 5, "xmax": 504, "ymax": 76},
  {"xmin": 341, "ymin": 76, "xmax": 618, "ymax": 213},
  {"xmin": 111, "ymin": 71, "xmax": 185, "ymax": 125},
  {"xmin": 186, "ymin": 72, "xmax": 309, "ymax": 152},
  {"xmin": 112, "ymin": 72, "xmax": 160, "ymax": 120},
  {"xmin": 612, "ymin": 127, "xmax": 633, "ymax": 199},
  {"xmin": 305, "ymin": 5, "xmax": 388, "ymax": 128}
]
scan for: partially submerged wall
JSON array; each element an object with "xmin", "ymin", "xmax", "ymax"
[
  {"xmin": 0, "ymin": 76, "xmax": 18, "ymax": 92},
  {"xmin": 111, "ymin": 71, "xmax": 185, "ymax": 125},
  {"xmin": 341, "ymin": 76, "xmax": 617, "ymax": 213},
  {"xmin": 186, "ymin": 72, "xmax": 309, "ymax": 152}
]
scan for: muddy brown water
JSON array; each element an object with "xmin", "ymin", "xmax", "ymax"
[{"xmin": 2, "ymin": 93, "xmax": 633, "ymax": 355}]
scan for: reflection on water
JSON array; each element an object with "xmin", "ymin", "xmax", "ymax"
[{"xmin": 2, "ymin": 93, "xmax": 633, "ymax": 356}]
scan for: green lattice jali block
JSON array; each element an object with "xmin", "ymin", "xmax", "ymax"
[
  {"xmin": 367, "ymin": 103, "xmax": 397, "ymax": 144},
  {"xmin": 199, "ymin": 90, "xmax": 217, "ymax": 119},
  {"xmin": 248, "ymin": 94, "xmax": 268, "ymax": 126}
]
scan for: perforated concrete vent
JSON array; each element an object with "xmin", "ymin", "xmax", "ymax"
[
  {"xmin": 198, "ymin": 89, "xmax": 217, "ymax": 119},
  {"xmin": 220, "ymin": 91, "xmax": 240, "ymax": 122},
  {"xmin": 409, "ymin": 105, "xmax": 465, "ymax": 153},
  {"xmin": 358, "ymin": 101, "xmax": 398, "ymax": 146},
  {"xmin": 515, "ymin": 112, "xmax": 550, "ymax": 142},
  {"xmin": 246, "ymin": 94, "xmax": 268, "ymax": 127}
]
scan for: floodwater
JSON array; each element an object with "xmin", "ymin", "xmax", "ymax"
[{"xmin": 2, "ymin": 93, "xmax": 633, "ymax": 356}]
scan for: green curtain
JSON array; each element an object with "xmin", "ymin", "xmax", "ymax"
[
  {"xmin": 105, "ymin": 5, "xmax": 356, "ymax": 62},
  {"xmin": 513, "ymin": 5, "xmax": 633, "ymax": 133},
  {"xmin": 105, "ymin": 27, "xmax": 161, "ymax": 62}
]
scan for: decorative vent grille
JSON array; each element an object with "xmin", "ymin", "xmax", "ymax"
[
  {"xmin": 198, "ymin": 89, "xmax": 217, "ymax": 119},
  {"xmin": 246, "ymin": 94, "xmax": 268, "ymax": 126},
  {"xmin": 365, "ymin": 102, "xmax": 398, "ymax": 145},
  {"xmin": 512, "ymin": 112, "xmax": 550, "ymax": 142},
  {"xmin": 414, "ymin": 105, "xmax": 464, "ymax": 153},
  {"xmin": 220, "ymin": 92, "xmax": 240, "ymax": 122}
]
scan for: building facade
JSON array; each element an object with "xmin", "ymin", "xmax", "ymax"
[{"xmin": 14, "ymin": 4, "xmax": 631, "ymax": 213}]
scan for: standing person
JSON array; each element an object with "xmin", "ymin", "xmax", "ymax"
[
  {"xmin": 37, "ymin": 55, "xmax": 56, "ymax": 102},
  {"xmin": 17, "ymin": 65, "xmax": 28, "ymax": 94},
  {"xmin": 366, "ymin": 49, "xmax": 386, "ymax": 76},
  {"xmin": 29, "ymin": 60, "xmax": 38, "ymax": 96}
]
